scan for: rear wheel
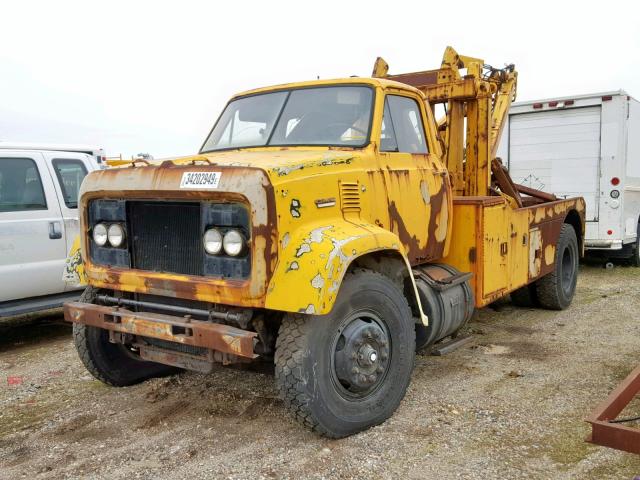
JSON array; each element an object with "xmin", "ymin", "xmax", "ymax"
[
  {"xmin": 73, "ymin": 287, "xmax": 179, "ymax": 386},
  {"xmin": 274, "ymin": 269, "xmax": 415, "ymax": 438},
  {"xmin": 510, "ymin": 284, "xmax": 539, "ymax": 308},
  {"xmin": 535, "ymin": 224, "xmax": 579, "ymax": 310}
]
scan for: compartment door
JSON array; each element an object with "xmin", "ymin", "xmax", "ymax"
[{"xmin": 482, "ymin": 204, "xmax": 509, "ymax": 297}]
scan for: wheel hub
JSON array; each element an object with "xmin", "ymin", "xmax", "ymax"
[
  {"xmin": 333, "ymin": 315, "xmax": 390, "ymax": 397},
  {"xmin": 561, "ymin": 245, "xmax": 575, "ymax": 295}
]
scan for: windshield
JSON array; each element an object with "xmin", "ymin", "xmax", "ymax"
[{"xmin": 200, "ymin": 85, "xmax": 373, "ymax": 152}]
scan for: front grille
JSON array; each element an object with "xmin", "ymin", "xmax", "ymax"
[{"xmin": 128, "ymin": 201, "xmax": 203, "ymax": 276}]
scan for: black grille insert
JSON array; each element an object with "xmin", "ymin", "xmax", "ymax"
[{"xmin": 128, "ymin": 201, "xmax": 203, "ymax": 276}]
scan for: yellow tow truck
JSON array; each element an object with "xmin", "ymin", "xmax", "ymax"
[{"xmin": 64, "ymin": 47, "xmax": 585, "ymax": 437}]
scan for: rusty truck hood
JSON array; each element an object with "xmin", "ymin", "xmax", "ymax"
[{"xmin": 172, "ymin": 148, "xmax": 361, "ymax": 183}]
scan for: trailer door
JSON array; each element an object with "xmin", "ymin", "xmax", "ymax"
[{"xmin": 508, "ymin": 106, "xmax": 601, "ymax": 222}]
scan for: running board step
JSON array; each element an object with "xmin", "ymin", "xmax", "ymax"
[{"xmin": 430, "ymin": 335, "xmax": 473, "ymax": 356}]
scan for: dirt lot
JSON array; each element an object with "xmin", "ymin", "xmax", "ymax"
[{"xmin": 1, "ymin": 264, "xmax": 640, "ymax": 479}]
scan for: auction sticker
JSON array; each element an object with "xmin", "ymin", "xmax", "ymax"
[{"xmin": 179, "ymin": 171, "xmax": 222, "ymax": 189}]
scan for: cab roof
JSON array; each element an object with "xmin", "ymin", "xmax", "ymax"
[{"xmin": 232, "ymin": 77, "xmax": 423, "ymax": 99}]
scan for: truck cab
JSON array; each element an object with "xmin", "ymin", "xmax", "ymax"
[{"xmin": 64, "ymin": 48, "xmax": 585, "ymax": 438}]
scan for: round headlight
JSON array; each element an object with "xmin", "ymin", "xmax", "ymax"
[
  {"xmin": 203, "ymin": 228, "xmax": 223, "ymax": 254},
  {"xmin": 107, "ymin": 223, "xmax": 125, "ymax": 248},
  {"xmin": 610, "ymin": 189, "xmax": 620, "ymax": 199},
  {"xmin": 93, "ymin": 223, "xmax": 108, "ymax": 246},
  {"xmin": 223, "ymin": 229, "xmax": 245, "ymax": 256}
]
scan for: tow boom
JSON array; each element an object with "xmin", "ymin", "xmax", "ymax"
[{"xmin": 373, "ymin": 46, "xmax": 517, "ymax": 198}]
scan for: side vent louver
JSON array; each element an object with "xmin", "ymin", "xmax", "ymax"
[{"xmin": 340, "ymin": 181, "xmax": 361, "ymax": 215}]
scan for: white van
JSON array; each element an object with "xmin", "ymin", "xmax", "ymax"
[
  {"xmin": 497, "ymin": 91, "xmax": 640, "ymax": 265},
  {"xmin": 0, "ymin": 148, "xmax": 98, "ymax": 317}
]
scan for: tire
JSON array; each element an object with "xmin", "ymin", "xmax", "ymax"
[
  {"xmin": 535, "ymin": 224, "xmax": 579, "ymax": 310},
  {"xmin": 274, "ymin": 269, "xmax": 415, "ymax": 438},
  {"xmin": 631, "ymin": 230, "xmax": 640, "ymax": 267},
  {"xmin": 73, "ymin": 286, "xmax": 179, "ymax": 386},
  {"xmin": 510, "ymin": 284, "xmax": 539, "ymax": 308}
]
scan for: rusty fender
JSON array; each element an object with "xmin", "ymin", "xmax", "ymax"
[
  {"xmin": 265, "ymin": 220, "xmax": 430, "ymax": 325},
  {"xmin": 527, "ymin": 196, "xmax": 586, "ymax": 281}
]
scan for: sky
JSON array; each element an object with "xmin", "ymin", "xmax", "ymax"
[{"xmin": 1, "ymin": 0, "xmax": 639, "ymax": 159}]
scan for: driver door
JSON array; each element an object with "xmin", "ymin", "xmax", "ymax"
[{"xmin": 378, "ymin": 93, "xmax": 448, "ymax": 264}]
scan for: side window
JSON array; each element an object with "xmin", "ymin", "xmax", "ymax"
[
  {"xmin": 380, "ymin": 99, "xmax": 399, "ymax": 152},
  {"xmin": 52, "ymin": 159, "xmax": 88, "ymax": 208},
  {"xmin": 0, "ymin": 158, "xmax": 47, "ymax": 212},
  {"xmin": 385, "ymin": 95, "xmax": 429, "ymax": 154}
]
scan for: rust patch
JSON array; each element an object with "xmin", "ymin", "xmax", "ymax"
[
  {"xmin": 525, "ymin": 198, "xmax": 584, "ymax": 280},
  {"xmin": 388, "ymin": 201, "xmax": 421, "ymax": 261},
  {"xmin": 425, "ymin": 182, "xmax": 447, "ymax": 260},
  {"xmin": 387, "ymin": 176, "xmax": 448, "ymax": 264}
]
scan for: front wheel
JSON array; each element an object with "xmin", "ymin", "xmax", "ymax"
[
  {"xmin": 274, "ymin": 269, "xmax": 415, "ymax": 438},
  {"xmin": 73, "ymin": 287, "xmax": 179, "ymax": 386}
]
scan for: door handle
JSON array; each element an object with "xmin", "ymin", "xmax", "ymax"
[{"xmin": 49, "ymin": 221, "xmax": 62, "ymax": 239}]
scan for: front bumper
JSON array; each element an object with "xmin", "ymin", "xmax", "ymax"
[
  {"xmin": 64, "ymin": 302, "xmax": 257, "ymax": 359},
  {"xmin": 584, "ymin": 239, "xmax": 623, "ymax": 250}
]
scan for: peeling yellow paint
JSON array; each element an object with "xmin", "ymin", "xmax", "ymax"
[{"xmin": 544, "ymin": 244, "xmax": 556, "ymax": 266}]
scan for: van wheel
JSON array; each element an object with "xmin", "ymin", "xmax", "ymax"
[
  {"xmin": 631, "ymin": 231, "xmax": 640, "ymax": 267},
  {"xmin": 535, "ymin": 224, "xmax": 579, "ymax": 310},
  {"xmin": 274, "ymin": 269, "xmax": 415, "ymax": 438},
  {"xmin": 73, "ymin": 287, "xmax": 179, "ymax": 387}
]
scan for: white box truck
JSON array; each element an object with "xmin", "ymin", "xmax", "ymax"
[{"xmin": 497, "ymin": 90, "xmax": 640, "ymax": 265}]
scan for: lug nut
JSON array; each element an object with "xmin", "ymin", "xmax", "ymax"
[
  {"xmin": 359, "ymin": 374, "xmax": 367, "ymax": 383},
  {"xmin": 368, "ymin": 375, "xmax": 377, "ymax": 383},
  {"xmin": 351, "ymin": 367, "xmax": 359, "ymax": 374},
  {"xmin": 376, "ymin": 366, "xmax": 384, "ymax": 373}
]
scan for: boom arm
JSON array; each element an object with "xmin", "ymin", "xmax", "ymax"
[{"xmin": 373, "ymin": 46, "xmax": 517, "ymax": 197}]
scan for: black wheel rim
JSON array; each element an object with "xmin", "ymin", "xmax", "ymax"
[
  {"xmin": 330, "ymin": 310, "xmax": 391, "ymax": 400},
  {"xmin": 561, "ymin": 244, "xmax": 575, "ymax": 295}
]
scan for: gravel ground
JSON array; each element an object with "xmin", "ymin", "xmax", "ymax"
[{"xmin": 1, "ymin": 264, "xmax": 640, "ymax": 479}]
